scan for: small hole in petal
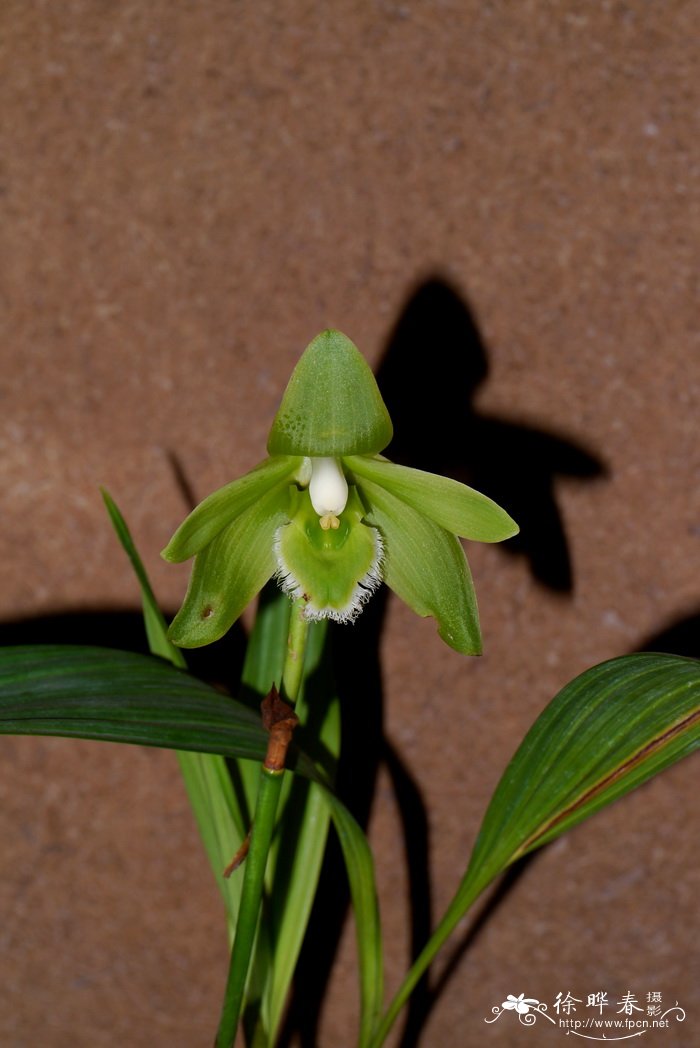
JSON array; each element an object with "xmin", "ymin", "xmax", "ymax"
[{"xmin": 201, "ymin": 604, "xmax": 214, "ymax": 619}]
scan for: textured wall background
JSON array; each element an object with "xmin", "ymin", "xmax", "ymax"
[{"xmin": 1, "ymin": 2, "xmax": 698, "ymax": 1046}]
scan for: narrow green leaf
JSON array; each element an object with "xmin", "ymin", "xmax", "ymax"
[
  {"xmin": 263, "ymin": 622, "xmax": 340, "ymax": 1043},
  {"xmin": 216, "ymin": 764, "xmax": 286, "ymax": 1048},
  {"xmin": 101, "ymin": 488, "xmax": 186, "ymax": 668},
  {"xmin": 161, "ymin": 456, "xmax": 300, "ymax": 563},
  {"xmin": 177, "ymin": 752, "xmax": 247, "ymax": 936},
  {"xmin": 267, "ymin": 330, "xmax": 393, "ymax": 457},
  {"xmin": 359, "ymin": 475, "xmax": 482, "ymax": 655},
  {"xmin": 370, "ymin": 652, "xmax": 700, "ymax": 1047},
  {"xmin": 323, "ymin": 790, "xmax": 384, "ymax": 1048},
  {"xmin": 102, "ymin": 489, "xmax": 247, "ymax": 931},
  {"xmin": 237, "ymin": 584, "xmax": 294, "ymax": 820},
  {"xmin": 232, "ymin": 587, "xmax": 333, "ymax": 1038},
  {"xmin": 344, "ymin": 455, "xmax": 518, "ymax": 542},
  {"xmin": 215, "ymin": 588, "xmax": 295, "ymax": 1044},
  {"xmin": 168, "ymin": 484, "xmax": 290, "ymax": 648},
  {"xmin": 237, "ymin": 586, "xmax": 383, "ymax": 1048},
  {"xmin": 242, "ymin": 584, "xmax": 293, "ymax": 699}
]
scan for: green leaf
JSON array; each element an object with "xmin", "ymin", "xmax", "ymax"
[
  {"xmin": 262, "ymin": 621, "xmax": 341, "ymax": 1043},
  {"xmin": 369, "ymin": 652, "xmax": 700, "ymax": 1047},
  {"xmin": 267, "ymin": 330, "xmax": 393, "ymax": 457},
  {"xmin": 168, "ymin": 484, "xmax": 290, "ymax": 648},
  {"xmin": 102, "ymin": 489, "xmax": 246, "ymax": 933},
  {"xmin": 468, "ymin": 653, "xmax": 700, "ymax": 884},
  {"xmin": 358, "ymin": 475, "xmax": 482, "ymax": 655},
  {"xmin": 322, "ymin": 789, "xmax": 384, "ymax": 1048},
  {"xmin": 237, "ymin": 586, "xmax": 383, "ymax": 1047},
  {"xmin": 0, "ymin": 639, "xmax": 382, "ymax": 1045},
  {"xmin": 177, "ymin": 751, "xmax": 247, "ymax": 938},
  {"xmin": 101, "ymin": 489, "xmax": 186, "ymax": 668},
  {"xmin": 345, "ymin": 455, "xmax": 519, "ymax": 542},
  {"xmin": 234, "ymin": 590, "xmax": 339, "ymax": 1041},
  {"xmin": 0, "ymin": 645, "xmax": 315, "ymax": 777},
  {"xmin": 162, "ymin": 456, "xmax": 300, "ymax": 563}
]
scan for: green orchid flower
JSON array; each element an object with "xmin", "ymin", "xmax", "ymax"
[{"xmin": 162, "ymin": 330, "xmax": 518, "ymax": 655}]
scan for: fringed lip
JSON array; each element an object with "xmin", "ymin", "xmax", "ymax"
[{"xmin": 273, "ymin": 524, "xmax": 384, "ymax": 623}]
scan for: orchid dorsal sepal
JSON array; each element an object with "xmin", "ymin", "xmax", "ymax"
[{"xmin": 267, "ymin": 330, "xmax": 393, "ymax": 457}]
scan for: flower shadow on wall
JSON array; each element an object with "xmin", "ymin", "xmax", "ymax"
[
  {"xmin": 279, "ymin": 278, "xmax": 609, "ymax": 1048},
  {"xmin": 377, "ymin": 276, "xmax": 608, "ymax": 594}
]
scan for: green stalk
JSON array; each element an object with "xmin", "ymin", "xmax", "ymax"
[
  {"xmin": 280, "ymin": 596, "xmax": 309, "ymax": 706},
  {"xmin": 215, "ymin": 599, "xmax": 310, "ymax": 1048}
]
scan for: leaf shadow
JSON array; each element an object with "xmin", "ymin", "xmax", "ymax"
[{"xmin": 637, "ymin": 607, "xmax": 700, "ymax": 659}]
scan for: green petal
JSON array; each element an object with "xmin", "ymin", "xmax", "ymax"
[
  {"xmin": 275, "ymin": 488, "xmax": 382, "ymax": 622},
  {"xmin": 267, "ymin": 330, "xmax": 393, "ymax": 457},
  {"xmin": 168, "ymin": 485, "xmax": 290, "ymax": 648},
  {"xmin": 345, "ymin": 455, "xmax": 518, "ymax": 543},
  {"xmin": 161, "ymin": 456, "xmax": 300, "ymax": 563},
  {"xmin": 358, "ymin": 476, "xmax": 482, "ymax": 655}
]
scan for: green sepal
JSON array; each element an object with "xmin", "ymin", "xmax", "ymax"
[
  {"xmin": 168, "ymin": 484, "xmax": 291, "ymax": 648},
  {"xmin": 358, "ymin": 476, "xmax": 482, "ymax": 655},
  {"xmin": 275, "ymin": 487, "xmax": 382, "ymax": 621},
  {"xmin": 161, "ymin": 456, "xmax": 301, "ymax": 563},
  {"xmin": 345, "ymin": 455, "xmax": 519, "ymax": 543},
  {"xmin": 267, "ymin": 330, "xmax": 393, "ymax": 457}
]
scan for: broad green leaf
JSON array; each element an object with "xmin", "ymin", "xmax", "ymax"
[
  {"xmin": 0, "ymin": 639, "xmax": 382, "ymax": 1046},
  {"xmin": 468, "ymin": 653, "xmax": 700, "ymax": 883},
  {"xmin": 345, "ymin": 455, "xmax": 518, "ymax": 542},
  {"xmin": 0, "ymin": 645, "xmax": 315, "ymax": 778},
  {"xmin": 359, "ymin": 475, "xmax": 481, "ymax": 655},
  {"xmin": 369, "ymin": 652, "xmax": 700, "ymax": 1047},
  {"xmin": 102, "ymin": 489, "xmax": 246, "ymax": 932},
  {"xmin": 162, "ymin": 456, "xmax": 301, "ymax": 563},
  {"xmin": 267, "ymin": 330, "xmax": 393, "ymax": 457},
  {"xmin": 169, "ymin": 484, "xmax": 290, "ymax": 648}
]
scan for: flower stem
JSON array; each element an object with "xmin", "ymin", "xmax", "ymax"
[
  {"xmin": 281, "ymin": 595, "xmax": 309, "ymax": 706},
  {"xmin": 215, "ymin": 599, "xmax": 309, "ymax": 1048}
]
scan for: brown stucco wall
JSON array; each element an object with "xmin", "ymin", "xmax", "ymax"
[{"xmin": 1, "ymin": 3, "xmax": 698, "ymax": 1046}]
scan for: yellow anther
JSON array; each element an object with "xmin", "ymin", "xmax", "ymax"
[{"xmin": 319, "ymin": 513, "xmax": 340, "ymax": 531}]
